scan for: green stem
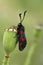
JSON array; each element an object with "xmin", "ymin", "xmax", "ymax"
[
  {"xmin": 24, "ymin": 29, "xmax": 42, "ymax": 65},
  {"xmin": 24, "ymin": 43, "xmax": 37, "ymax": 65},
  {"xmin": 3, "ymin": 55, "xmax": 9, "ymax": 65}
]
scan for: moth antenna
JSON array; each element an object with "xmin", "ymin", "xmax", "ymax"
[
  {"xmin": 21, "ymin": 10, "xmax": 27, "ymax": 23},
  {"xmin": 19, "ymin": 13, "xmax": 22, "ymax": 23}
]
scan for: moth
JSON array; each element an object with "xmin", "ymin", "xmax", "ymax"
[{"xmin": 17, "ymin": 10, "xmax": 27, "ymax": 51}]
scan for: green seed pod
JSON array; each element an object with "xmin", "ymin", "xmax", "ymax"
[{"xmin": 3, "ymin": 26, "xmax": 17, "ymax": 54}]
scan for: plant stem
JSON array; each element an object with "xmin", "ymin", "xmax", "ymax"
[
  {"xmin": 24, "ymin": 43, "xmax": 37, "ymax": 65},
  {"xmin": 3, "ymin": 55, "xmax": 9, "ymax": 65},
  {"xmin": 24, "ymin": 28, "xmax": 42, "ymax": 65}
]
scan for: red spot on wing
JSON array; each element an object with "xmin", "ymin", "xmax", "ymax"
[
  {"xmin": 20, "ymin": 38, "xmax": 25, "ymax": 42},
  {"xmin": 19, "ymin": 30, "xmax": 24, "ymax": 34}
]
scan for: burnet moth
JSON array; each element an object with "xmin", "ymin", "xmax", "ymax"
[{"xmin": 17, "ymin": 10, "xmax": 27, "ymax": 51}]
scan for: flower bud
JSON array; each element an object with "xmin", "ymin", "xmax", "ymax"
[{"xmin": 3, "ymin": 26, "xmax": 17, "ymax": 54}]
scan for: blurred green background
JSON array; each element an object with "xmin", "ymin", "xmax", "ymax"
[{"xmin": 0, "ymin": 0, "xmax": 43, "ymax": 65}]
